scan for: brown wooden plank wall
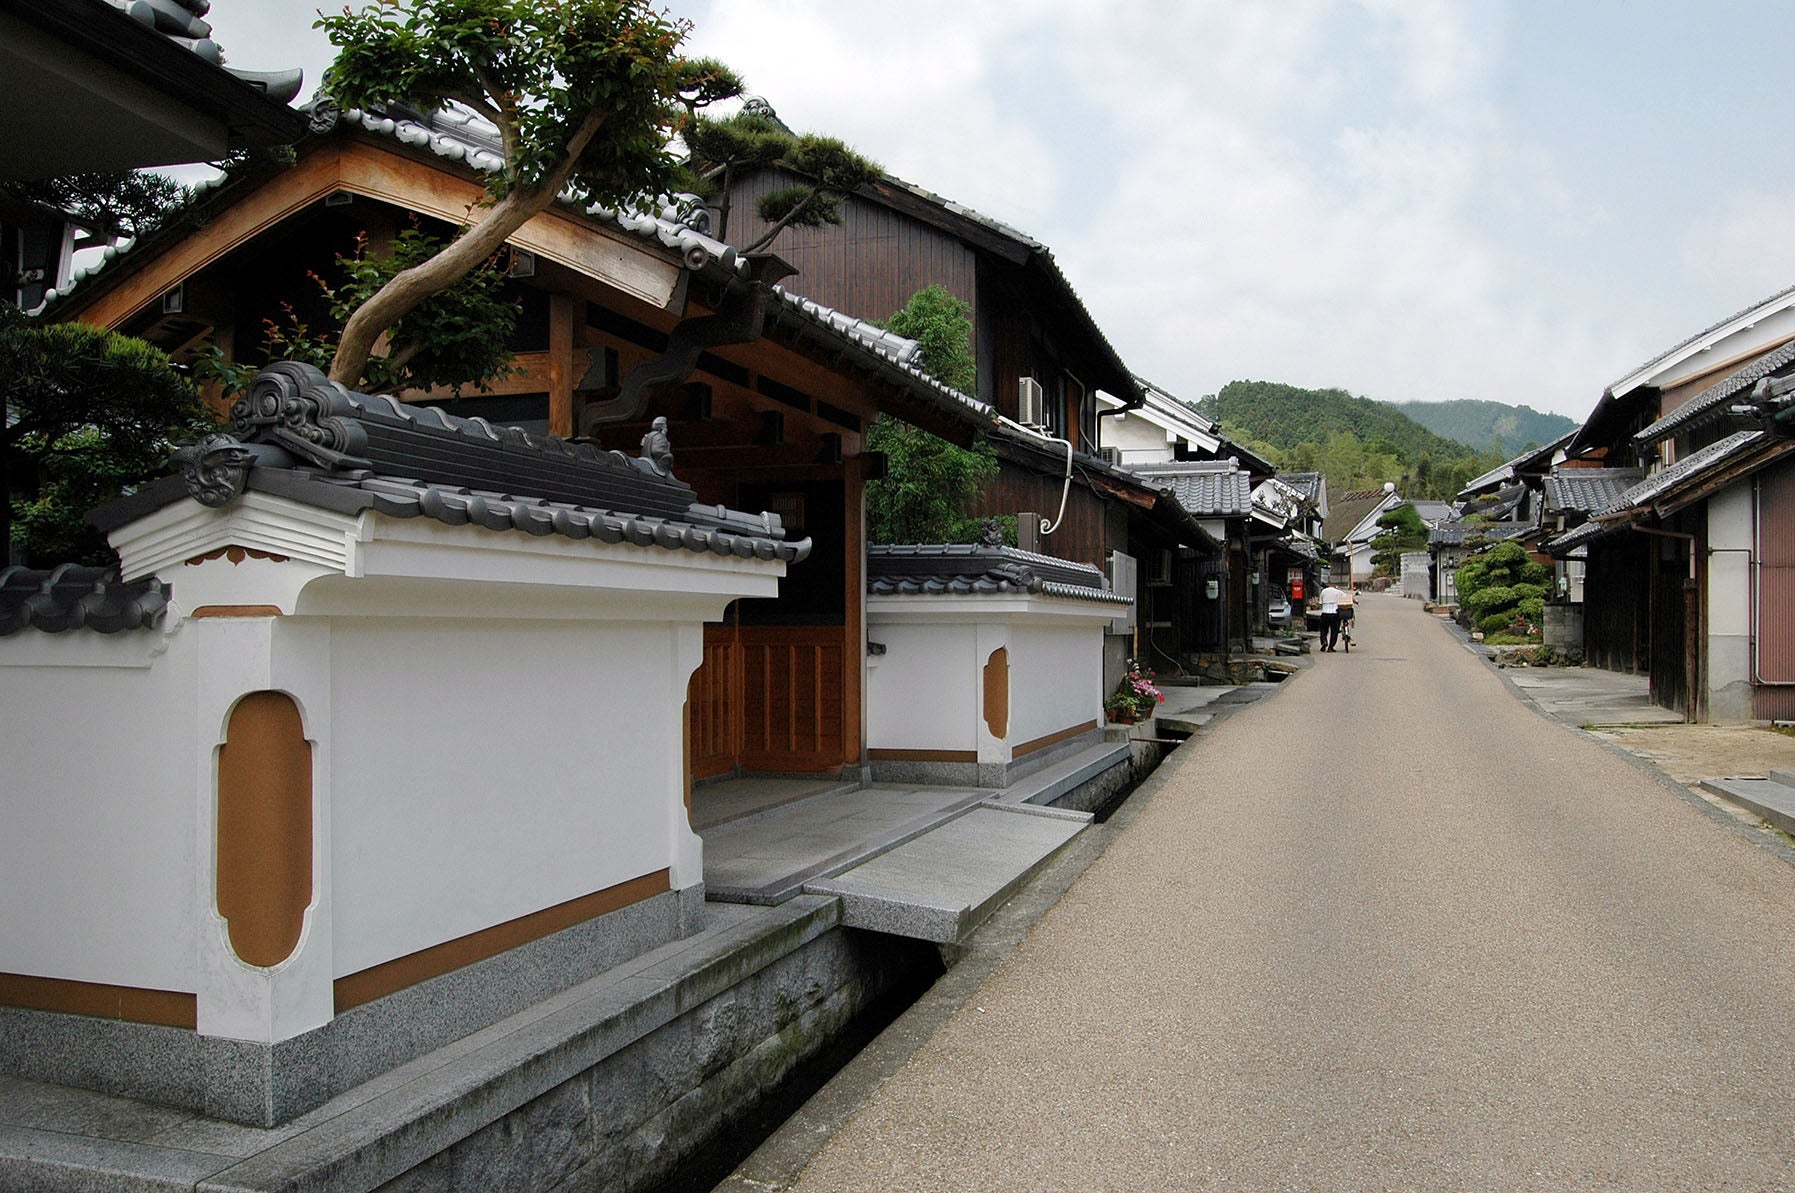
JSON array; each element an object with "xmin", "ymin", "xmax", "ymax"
[
  {"xmin": 690, "ymin": 630, "xmax": 740, "ymax": 780},
  {"xmin": 969, "ymin": 461, "xmax": 1109, "ymax": 570},
  {"xmin": 728, "ymin": 172, "xmax": 978, "ymax": 328},
  {"xmin": 739, "ymin": 627, "xmax": 846, "ymax": 772}
]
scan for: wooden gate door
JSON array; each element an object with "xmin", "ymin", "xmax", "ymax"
[
  {"xmin": 689, "ymin": 624, "xmax": 741, "ymax": 781},
  {"xmin": 1649, "ymin": 549, "xmax": 1688, "ymax": 715},
  {"xmin": 687, "ymin": 623, "xmax": 850, "ymax": 777}
]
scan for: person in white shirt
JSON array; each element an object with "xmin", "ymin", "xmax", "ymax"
[{"xmin": 1319, "ymin": 583, "xmax": 1346, "ymax": 651}]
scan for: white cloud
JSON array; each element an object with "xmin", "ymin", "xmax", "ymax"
[
  {"xmin": 1679, "ymin": 190, "xmax": 1795, "ymax": 308},
  {"xmin": 204, "ymin": 0, "xmax": 1785, "ymax": 422}
]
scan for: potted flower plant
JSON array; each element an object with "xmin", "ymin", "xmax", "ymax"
[{"xmin": 1106, "ymin": 658, "xmax": 1165, "ymax": 723}]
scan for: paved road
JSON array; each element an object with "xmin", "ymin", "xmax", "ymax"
[{"xmin": 785, "ymin": 594, "xmax": 1795, "ymax": 1191}]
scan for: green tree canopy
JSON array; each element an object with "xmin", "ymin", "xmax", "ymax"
[
  {"xmin": 684, "ymin": 108, "xmax": 880, "ymax": 252},
  {"xmin": 1455, "ymin": 540, "xmax": 1551, "ymax": 639},
  {"xmin": 197, "ymin": 224, "xmax": 521, "ymax": 400},
  {"xmin": 864, "ymin": 286, "xmax": 996, "ymax": 544},
  {"xmin": 315, "ymin": 0, "xmax": 741, "ymax": 388},
  {"xmin": 2, "ymin": 307, "xmax": 214, "ymax": 565}
]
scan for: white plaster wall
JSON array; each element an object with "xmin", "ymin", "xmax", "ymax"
[
  {"xmin": 1008, "ymin": 622, "xmax": 1103, "ymax": 745},
  {"xmin": 0, "ymin": 629, "xmax": 199, "ymax": 992},
  {"xmin": 864, "ymin": 622, "xmax": 979, "ymax": 752},
  {"xmin": 326, "ymin": 618, "xmax": 686, "ymax": 978},
  {"xmin": 1707, "ymin": 485, "xmax": 1756, "ymax": 723},
  {"xmin": 1101, "ymin": 414, "xmax": 1177, "ymax": 467}
]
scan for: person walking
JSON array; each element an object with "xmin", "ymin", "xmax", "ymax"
[{"xmin": 1318, "ymin": 581, "xmax": 1346, "ymax": 651}]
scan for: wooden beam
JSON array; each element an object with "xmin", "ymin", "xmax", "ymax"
[
  {"xmin": 72, "ymin": 143, "xmax": 349, "ymax": 328},
  {"xmin": 549, "ymin": 293, "xmax": 575, "ymax": 437}
]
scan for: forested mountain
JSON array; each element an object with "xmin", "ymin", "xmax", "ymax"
[
  {"xmin": 1390, "ymin": 399, "xmax": 1576, "ymax": 456},
  {"xmin": 1194, "ymin": 380, "xmax": 1505, "ymax": 501}
]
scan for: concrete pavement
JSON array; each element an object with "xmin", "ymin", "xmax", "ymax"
[{"xmin": 754, "ymin": 592, "xmax": 1795, "ymax": 1191}]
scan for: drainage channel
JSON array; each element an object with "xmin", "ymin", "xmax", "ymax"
[
  {"xmin": 643, "ymin": 935, "xmax": 944, "ymax": 1193},
  {"xmin": 658, "ymin": 720, "xmax": 1212, "ymax": 1192}
]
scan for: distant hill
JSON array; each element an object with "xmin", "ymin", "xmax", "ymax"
[
  {"xmin": 1390, "ymin": 399, "xmax": 1576, "ymax": 456},
  {"xmin": 1195, "ymin": 380, "xmax": 1503, "ymax": 501}
]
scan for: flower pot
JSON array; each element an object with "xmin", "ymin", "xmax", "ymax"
[{"xmin": 1107, "ymin": 707, "xmax": 1137, "ymax": 725}]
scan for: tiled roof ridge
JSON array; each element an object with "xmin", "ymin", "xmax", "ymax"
[
  {"xmin": 35, "ymin": 102, "xmax": 996, "ymax": 431},
  {"xmin": 36, "ymin": 98, "xmax": 748, "ymax": 312},
  {"xmin": 867, "ymin": 541, "xmax": 1115, "ymax": 602},
  {"xmin": 769, "ymin": 289, "xmax": 992, "ymax": 421},
  {"xmin": 105, "ymin": 362, "xmax": 812, "ymax": 564},
  {"xmin": 1128, "ymin": 460, "xmax": 1241, "ymax": 475},
  {"xmin": 1634, "ymin": 339, "xmax": 1795, "ymax": 447},
  {"xmin": 0, "ymin": 564, "xmax": 171, "ymax": 637},
  {"xmin": 1602, "ymin": 429, "xmax": 1766, "ymax": 514},
  {"xmin": 104, "ymin": 0, "xmax": 304, "ymax": 98}
]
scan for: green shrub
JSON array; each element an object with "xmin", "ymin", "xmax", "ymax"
[{"xmin": 1480, "ymin": 610, "xmax": 1517, "ymax": 635}]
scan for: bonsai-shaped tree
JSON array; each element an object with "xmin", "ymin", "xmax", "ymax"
[
  {"xmin": 1, "ymin": 306, "xmax": 214, "ymax": 565},
  {"xmin": 1369, "ymin": 502, "xmax": 1428, "ymax": 577},
  {"xmin": 1455, "ymin": 539, "xmax": 1551, "ymax": 639},
  {"xmin": 683, "ymin": 102, "xmax": 882, "ymax": 251},
  {"xmin": 314, "ymin": 0, "xmax": 743, "ymax": 389}
]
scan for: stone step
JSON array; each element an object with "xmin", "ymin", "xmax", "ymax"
[
  {"xmin": 804, "ymin": 804, "xmax": 1089, "ymax": 944},
  {"xmin": 986, "ymin": 740, "xmax": 1131, "ymax": 808},
  {"xmin": 1700, "ymin": 776, "xmax": 1795, "ymax": 836},
  {"xmin": 1156, "ymin": 711, "xmax": 1214, "ymax": 735}
]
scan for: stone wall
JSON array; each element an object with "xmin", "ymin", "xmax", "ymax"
[
  {"xmin": 1543, "ymin": 601, "xmax": 1584, "ymax": 650},
  {"xmin": 370, "ymin": 926, "xmax": 934, "ymax": 1193}
]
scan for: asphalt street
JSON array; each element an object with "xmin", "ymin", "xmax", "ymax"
[{"xmin": 782, "ymin": 594, "xmax": 1795, "ymax": 1191}]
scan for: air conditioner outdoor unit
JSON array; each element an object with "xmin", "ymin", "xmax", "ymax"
[
  {"xmin": 1098, "ymin": 446, "xmax": 1121, "ymax": 466},
  {"xmin": 1017, "ymin": 376, "xmax": 1046, "ymax": 428}
]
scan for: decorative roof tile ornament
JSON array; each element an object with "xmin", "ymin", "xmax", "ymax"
[
  {"xmin": 96, "ymin": 363, "xmax": 811, "ymax": 565},
  {"xmin": 169, "ymin": 433, "xmax": 254, "ymax": 508}
]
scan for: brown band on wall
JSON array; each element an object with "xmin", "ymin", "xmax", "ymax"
[
  {"xmin": 0, "ymin": 973, "xmax": 197, "ymax": 1029},
  {"xmin": 867, "ymin": 748, "xmax": 978, "ymax": 763},
  {"xmin": 333, "ymin": 869, "xmax": 671, "ymax": 1013},
  {"xmin": 1012, "ymin": 720, "xmax": 1099, "ymax": 759},
  {"xmin": 982, "ymin": 647, "xmax": 1010, "ymax": 740},
  {"xmin": 192, "ymin": 606, "xmax": 284, "ymax": 619},
  {"xmin": 216, "ymin": 692, "xmax": 313, "ymax": 968}
]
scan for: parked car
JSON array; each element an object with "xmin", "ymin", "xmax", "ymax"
[{"xmin": 1267, "ymin": 591, "xmax": 1293, "ymax": 625}]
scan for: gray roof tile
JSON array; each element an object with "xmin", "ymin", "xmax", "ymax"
[
  {"xmin": 1613, "ymin": 430, "xmax": 1766, "ymax": 511},
  {"xmin": 1542, "ymin": 468, "xmax": 1643, "ymax": 515},
  {"xmin": 1634, "ymin": 340, "xmax": 1795, "ymax": 447},
  {"xmin": 98, "ymin": 362, "xmax": 811, "ymax": 565},
  {"xmin": 0, "ymin": 565, "xmax": 170, "ymax": 637},
  {"xmin": 1429, "ymin": 520, "xmax": 1530, "ymax": 548},
  {"xmin": 1127, "ymin": 462, "xmax": 1253, "ymax": 518},
  {"xmin": 1545, "ymin": 518, "xmax": 1618, "ymax": 555},
  {"xmin": 867, "ymin": 543, "xmax": 1126, "ymax": 605}
]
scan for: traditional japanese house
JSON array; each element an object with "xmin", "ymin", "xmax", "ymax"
[
  {"xmin": 1547, "ymin": 284, "xmax": 1795, "ymax": 718},
  {"xmin": 1322, "ymin": 487, "xmax": 1403, "ymax": 586},
  {"xmin": 41, "ymin": 100, "xmax": 1001, "ymax": 784},
  {"xmin": 714, "ymin": 142, "xmax": 1231, "ymax": 672}
]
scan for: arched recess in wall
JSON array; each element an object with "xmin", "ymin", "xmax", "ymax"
[
  {"xmin": 983, "ymin": 647, "xmax": 1010, "ymax": 740},
  {"xmin": 216, "ymin": 691, "xmax": 313, "ymax": 968}
]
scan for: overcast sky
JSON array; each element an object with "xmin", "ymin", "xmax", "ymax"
[{"xmin": 223, "ymin": 1, "xmax": 1795, "ymax": 421}]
